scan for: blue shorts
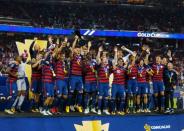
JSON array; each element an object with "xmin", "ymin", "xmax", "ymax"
[
  {"xmin": 111, "ymin": 84, "xmax": 126, "ymax": 99},
  {"xmin": 98, "ymin": 83, "xmax": 109, "ymax": 97},
  {"xmin": 43, "ymin": 82, "xmax": 54, "ymax": 97},
  {"xmin": 146, "ymin": 83, "xmax": 151, "ymax": 94},
  {"xmin": 84, "ymin": 82, "xmax": 97, "ymax": 93},
  {"xmin": 64, "ymin": 77, "xmax": 69, "ymax": 88},
  {"xmin": 153, "ymin": 81, "xmax": 165, "ymax": 93},
  {"xmin": 31, "ymin": 78, "xmax": 42, "ymax": 94},
  {"xmin": 7, "ymin": 80, "xmax": 17, "ymax": 97},
  {"xmin": 127, "ymin": 79, "xmax": 138, "ymax": 94},
  {"xmin": 137, "ymin": 82, "xmax": 148, "ymax": 95},
  {"xmin": 69, "ymin": 75, "xmax": 83, "ymax": 92},
  {"xmin": 56, "ymin": 79, "xmax": 68, "ymax": 95}
]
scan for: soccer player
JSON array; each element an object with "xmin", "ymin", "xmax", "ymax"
[
  {"xmin": 67, "ymin": 35, "xmax": 83, "ymax": 113},
  {"xmin": 52, "ymin": 44, "xmax": 68, "ymax": 114},
  {"xmin": 111, "ymin": 47, "xmax": 126, "ymax": 115},
  {"xmin": 152, "ymin": 55, "xmax": 165, "ymax": 112},
  {"xmin": 83, "ymin": 51, "xmax": 97, "ymax": 114},
  {"xmin": 13, "ymin": 51, "xmax": 28, "ymax": 113},
  {"xmin": 40, "ymin": 51, "xmax": 55, "ymax": 115},
  {"xmin": 4, "ymin": 56, "xmax": 21, "ymax": 114},
  {"xmin": 126, "ymin": 55, "xmax": 138, "ymax": 113},
  {"xmin": 136, "ymin": 59, "xmax": 149, "ymax": 113},
  {"xmin": 96, "ymin": 46, "xmax": 110, "ymax": 115},
  {"xmin": 30, "ymin": 52, "xmax": 43, "ymax": 113}
]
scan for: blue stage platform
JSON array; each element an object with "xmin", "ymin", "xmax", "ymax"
[{"xmin": 0, "ymin": 114, "xmax": 184, "ymax": 131}]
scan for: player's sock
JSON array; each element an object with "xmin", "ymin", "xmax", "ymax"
[
  {"xmin": 17, "ymin": 95, "xmax": 25, "ymax": 108},
  {"xmin": 67, "ymin": 93, "xmax": 73, "ymax": 106},
  {"xmin": 53, "ymin": 97, "xmax": 59, "ymax": 107},
  {"xmin": 91, "ymin": 92, "xmax": 96, "ymax": 108},
  {"xmin": 111, "ymin": 99, "xmax": 115, "ymax": 112},
  {"xmin": 147, "ymin": 95, "xmax": 151, "ymax": 109},
  {"xmin": 154, "ymin": 97, "xmax": 158, "ymax": 109},
  {"xmin": 12, "ymin": 96, "xmax": 20, "ymax": 108},
  {"xmin": 98, "ymin": 98, "xmax": 102, "ymax": 110},
  {"xmin": 143, "ymin": 103, "xmax": 147, "ymax": 110},
  {"xmin": 77, "ymin": 93, "xmax": 82, "ymax": 106},
  {"xmin": 103, "ymin": 98, "xmax": 108, "ymax": 110},
  {"xmin": 120, "ymin": 97, "xmax": 125, "ymax": 112},
  {"xmin": 84, "ymin": 93, "xmax": 89, "ymax": 109},
  {"xmin": 161, "ymin": 96, "xmax": 165, "ymax": 108},
  {"xmin": 59, "ymin": 98, "xmax": 65, "ymax": 112}
]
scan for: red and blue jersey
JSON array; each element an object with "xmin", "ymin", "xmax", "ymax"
[
  {"xmin": 137, "ymin": 66, "xmax": 147, "ymax": 83},
  {"xmin": 112, "ymin": 66, "xmax": 126, "ymax": 85},
  {"xmin": 127, "ymin": 64, "xmax": 138, "ymax": 79},
  {"xmin": 32, "ymin": 66, "xmax": 42, "ymax": 79},
  {"xmin": 70, "ymin": 55, "xmax": 82, "ymax": 76},
  {"xmin": 54, "ymin": 60, "xmax": 66, "ymax": 80},
  {"xmin": 85, "ymin": 60, "xmax": 97, "ymax": 82},
  {"xmin": 7, "ymin": 63, "xmax": 18, "ymax": 82},
  {"xmin": 42, "ymin": 65, "xmax": 53, "ymax": 83},
  {"xmin": 98, "ymin": 64, "xmax": 110, "ymax": 83},
  {"xmin": 152, "ymin": 64, "xmax": 164, "ymax": 82}
]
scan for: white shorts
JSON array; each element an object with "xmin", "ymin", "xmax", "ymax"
[{"xmin": 17, "ymin": 78, "xmax": 26, "ymax": 91}]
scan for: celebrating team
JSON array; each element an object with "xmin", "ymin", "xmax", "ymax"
[{"xmin": 4, "ymin": 35, "xmax": 178, "ymax": 115}]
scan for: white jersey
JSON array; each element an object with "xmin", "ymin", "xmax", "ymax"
[{"xmin": 18, "ymin": 62, "xmax": 26, "ymax": 78}]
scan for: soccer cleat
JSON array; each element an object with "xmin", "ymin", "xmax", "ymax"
[
  {"xmin": 46, "ymin": 110, "xmax": 53, "ymax": 115},
  {"xmin": 170, "ymin": 109, "xmax": 174, "ymax": 114},
  {"xmin": 111, "ymin": 112, "xmax": 116, "ymax": 115},
  {"xmin": 66, "ymin": 106, "xmax": 70, "ymax": 113},
  {"xmin": 146, "ymin": 109, "xmax": 151, "ymax": 113},
  {"xmin": 50, "ymin": 107, "xmax": 57, "ymax": 114},
  {"xmin": 4, "ymin": 109, "xmax": 14, "ymax": 115},
  {"xmin": 76, "ymin": 106, "xmax": 83, "ymax": 113},
  {"xmin": 31, "ymin": 109, "xmax": 37, "ymax": 113},
  {"xmin": 17, "ymin": 107, "xmax": 24, "ymax": 113},
  {"xmin": 120, "ymin": 111, "xmax": 125, "ymax": 115},
  {"xmin": 140, "ymin": 109, "xmax": 144, "ymax": 113},
  {"xmin": 70, "ymin": 106, "xmax": 75, "ymax": 112},
  {"xmin": 154, "ymin": 107, "xmax": 159, "ymax": 112},
  {"xmin": 10, "ymin": 107, "xmax": 16, "ymax": 113},
  {"xmin": 137, "ymin": 109, "xmax": 141, "ymax": 113},
  {"xmin": 126, "ymin": 109, "xmax": 130, "ymax": 114},
  {"xmin": 35, "ymin": 108, "xmax": 39, "ymax": 113},
  {"xmin": 84, "ymin": 108, "xmax": 89, "ymax": 114},
  {"xmin": 97, "ymin": 110, "xmax": 102, "ymax": 115},
  {"xmin": 164, "ymin": 108, "xmax": 170, "ymax": 114},
  {"xmin": 103, "ymin": 110, "xmax": 110, "ymax": 115},
  {"xmin": 41, "ymin": 110, "xmax": 49, "ymax": 116},
  {"xmin": 91, "ymin": 108, "xmax": 97, "ymax": 114}
]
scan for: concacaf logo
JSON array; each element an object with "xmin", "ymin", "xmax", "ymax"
[
  {"xmin": 74, "ymin": 120, "xmax": 109, "ymax": 131},
  {"xmin": 144, "ymin": 124, "xmax": 151, "ymax": 131}
]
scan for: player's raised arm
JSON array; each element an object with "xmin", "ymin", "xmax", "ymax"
[
  {"xmin": 112, "ymin": 46, "xmax": 118, "ymax": 68},
  {"xmin": 87, "ymin": 41, "xmax": 92, "ymax": 53},
  {"xmin": 121, "ymin": 46, "xmax": 136, "ymax": 57},
  {"xmin": 144, "ymin": 47, "xmax": 151, "ymax": 65},
  {"xmin": 29, "ymin": 37, "xmax": 37, "ymax": 59},
  {"xmin": 96, "ymin": 46, "xmax": 103, "ymax": 64}
]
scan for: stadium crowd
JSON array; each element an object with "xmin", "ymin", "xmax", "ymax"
[
  {"xmin": 0, "ymin": 1, "xmax": 184, "ymax": 33},
  {"xmin": 0, "ymin": 34, "xmax": 183, "ymax": 116}
]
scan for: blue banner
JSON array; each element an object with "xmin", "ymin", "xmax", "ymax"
[
  {"xmin": 1, "ymin": 25, "xmax": 184, "ymax": 39},
  {"xmin": 0, "ymin": 114, "xmax": 184, "ymax": 131}
]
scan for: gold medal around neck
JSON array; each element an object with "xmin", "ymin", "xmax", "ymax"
[
  {"xmin": 64, "ymin": 68, "xmax": 67, "ymax": 74},
  {"xmin": 105, "ymin": 73, "xmax": 108, "ymax": 78},
  {"xmin": 139, "ymin": 73, "xmax": 142, "ymax": 77}
]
